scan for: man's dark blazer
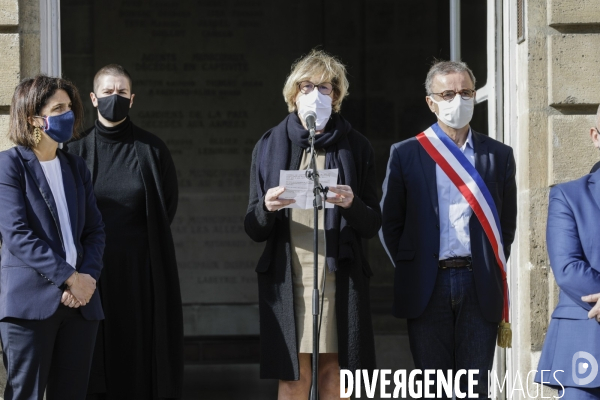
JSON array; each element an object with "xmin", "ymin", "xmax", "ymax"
[
  {"xmin": 0, "ymin": 146, "xmax": 105, "ymax": 321},
  {"xmin": 379, "ymin": 126, "xmax": 517, "ymax": 323}
]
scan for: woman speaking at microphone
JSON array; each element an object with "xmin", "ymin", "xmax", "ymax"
[
  {"xmin": 244, "ymin": 49, "xmax": 381, "ymax": 399},
  {"xmin": 0, "ymin": 75, "xmax": 105, "ymax": 399}
]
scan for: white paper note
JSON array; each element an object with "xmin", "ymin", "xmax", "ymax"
[{"xmin": 278, "ymin": 168, "xmax": 339, "ymax": 209}]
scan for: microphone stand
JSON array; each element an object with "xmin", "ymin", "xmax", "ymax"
[{"xmin": 306, "ymin": 124, "xmax": 328, "ymax": 400}]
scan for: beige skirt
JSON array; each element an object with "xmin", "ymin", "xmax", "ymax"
[
  {"xmin": 290, "ymin": 149, "xmax": 338, "ymax": 354},
  {"xmin": 290, "ymin": 208, "xmax": 338, "ymax": 353}
]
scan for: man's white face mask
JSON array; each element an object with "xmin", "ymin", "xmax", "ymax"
[
  {"xmin": 429, "ymin": 94, "xmax": 475, "ymax": 129},
  {"xmin": 297, "ymin": 89, "xmax": 332, "ymax": 130}
]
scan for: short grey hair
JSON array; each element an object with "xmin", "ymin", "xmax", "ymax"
[{"xmin": 425, "ymin": 60, "xmax": 476, "ymax": 94}]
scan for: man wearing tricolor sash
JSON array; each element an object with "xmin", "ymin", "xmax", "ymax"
[{"xmin": 379, "ymin": 61, "xmax": 517, "ymax": 398}]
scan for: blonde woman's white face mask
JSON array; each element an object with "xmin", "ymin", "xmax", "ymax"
[{"xmin": 297, "ymin": 89, "xmax": 332, "ymax": 130}]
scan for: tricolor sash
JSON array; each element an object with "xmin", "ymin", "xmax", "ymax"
[{"xmin": 416, "ymin": 123, "xmax": 511, "ymax": 348}]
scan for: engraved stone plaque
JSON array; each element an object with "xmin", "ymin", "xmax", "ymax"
[{"xmin": 68, "ymin": 0, "xmax": 325, "ymax": 306}]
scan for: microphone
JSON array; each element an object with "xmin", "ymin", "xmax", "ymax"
[{"xmin": 302, "ymin": 110, "xmax": 317, "ymax": 134}]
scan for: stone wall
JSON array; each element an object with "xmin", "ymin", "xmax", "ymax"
[
  {"xmin": 511, "ymin": 0, "xmax": 600, "ymax": 395},
  {"xmin": 0, "ymin": 0, "xmax": 39, "ymax": 150},
  {"xmin": 0, "ymin": 0, "xmax": 18, "ymax": 152},
  {"xmin": 0, "ymin": 0, "xmax": 41, "ymax": 394}
]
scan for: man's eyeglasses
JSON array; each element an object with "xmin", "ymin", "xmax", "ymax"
[
  {"xmin": 429, "ymin": 89, "xmax": 476, "ymax": 102},
  {"xmin": 298, "ymin": 81, "xmax": 334, "ymax": 96}
]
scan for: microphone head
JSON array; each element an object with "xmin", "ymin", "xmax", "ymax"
[
  {"xmin": 302, "ymin": 110, "xmax": 317, "ymax": 119},
  {"xmin": 301, "ymin": 110, "xmax": 317, "ymax": 129}
]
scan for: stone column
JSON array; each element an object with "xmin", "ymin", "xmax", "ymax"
[
  {"xmin": 510, "ymin": 0, "xmax": 600, "ymax": 396},
  {"xmin": 0, "ymin": 0, "xmax": 40, "ymax": 150},
  {"xmin": 0, "ymin": 0, "xmax": 41, "ymax": 394},
  {"xmin": 0, "ymin": 0, "xmax": 18, "ymax": 151}
]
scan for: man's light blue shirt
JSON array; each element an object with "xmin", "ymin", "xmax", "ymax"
[{"xmin": 436, "ymin": 129, "xmax": 474, "ymax": 260}]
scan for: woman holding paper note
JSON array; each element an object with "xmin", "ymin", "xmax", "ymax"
[{"xmin": 244, "ymin": 49, "xmax": 381, "ymax": 399}]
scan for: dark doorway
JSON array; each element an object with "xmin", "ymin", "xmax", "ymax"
[{"xmin": 61, "ymin": 0, "xmax": 488, "ymax": 397}]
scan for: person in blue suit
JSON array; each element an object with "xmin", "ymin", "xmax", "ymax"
[
  {"xmin": 0, "ymin": 75, "xmax": 105, "ymax": 399},
  {"xmin": 589, "ymin": 106, "xmax": 600, "ymax": 174},
  {"xmin": 536, "ymin": 105, "xmax": 600, "ymax": 399},
  {"xmin": 379, "ymin": 60, "xmax": 517, "ymax": 398}
]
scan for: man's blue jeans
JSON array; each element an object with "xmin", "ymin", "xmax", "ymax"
[{"xmin": 407, "ymin": 267, "xmax": 498, "ymax": 399}]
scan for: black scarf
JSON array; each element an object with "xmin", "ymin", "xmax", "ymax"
[{"xmin": 256, "ymin": 113, "xmax": 357, "ymax": 271}]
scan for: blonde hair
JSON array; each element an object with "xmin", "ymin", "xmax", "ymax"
[{"xmin": 282, "ymin": 49, "xmax": 349, "ymax": 113}]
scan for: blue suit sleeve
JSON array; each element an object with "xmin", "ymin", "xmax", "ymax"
[
  {"xmin": 0, "ymin": 157, "xmax": 75, "ymax": 286},
  {"xmin": 379, "ymin": 144, "xmax": 406, "ymax": 267},
  {"xmin": 76, "ymin": 160, "xmax": 105, "ymax": 281},
  {"xmin": 546, "ymin": 186, "xmax": 600, "ymax": 310}
]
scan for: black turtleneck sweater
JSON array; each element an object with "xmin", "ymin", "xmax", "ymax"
[
  {"xmin": 91, "ymin": 117, "xmax": 154, "ymax": 398},
  {"xmin": 94, "ymin": 117, "xmax": 146, "ymax": 235}
]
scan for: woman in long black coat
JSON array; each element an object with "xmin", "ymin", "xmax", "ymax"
[{"xmin": 244, "ymin": 49, "xmax": 381, "ymax": 400}]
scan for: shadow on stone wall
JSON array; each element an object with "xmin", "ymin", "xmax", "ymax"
[{"xmin": 0, "ymin": 347, "xmax": 6, "ymax": 396}]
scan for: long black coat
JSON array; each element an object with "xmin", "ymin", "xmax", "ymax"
[
  {"xmin": 245, "ymin": 127, "xmax": 381, "ymax": 380},
  {"xmin": 65, "ymin": 123, "xmax": 184, "ymax": 397}
]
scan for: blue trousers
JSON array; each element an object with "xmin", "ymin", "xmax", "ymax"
[
  {"xmin": 407, "ymin": 267, "xmax": 498, "ymax": 399},
  {"xmin": 0, "ymin": 304, "xmax": 99, "ymax": 400}
]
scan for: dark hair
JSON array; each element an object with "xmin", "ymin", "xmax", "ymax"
[
  {"xmin": 8, "ymin": 75, "xmax": 84, "ymax": 147},
  {"xmin": 93, "ymin": 64, "xmax": 133, "ymax": 93}
]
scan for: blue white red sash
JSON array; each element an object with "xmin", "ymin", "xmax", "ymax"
[{"xmin": 416, "ymin": 123, "xmax": 509, "ymax": 323}]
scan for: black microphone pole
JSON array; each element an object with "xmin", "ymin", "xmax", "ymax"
[{"xmin": 304, "ymin": 111, "xmax": 323, "ymax": 400}]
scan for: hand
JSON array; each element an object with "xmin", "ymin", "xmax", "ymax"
[
  {"xmin": 66, "ymin": 272, "xmax": 96, "ymax": 306},
  {"xmin": 264, "ymin": 186, "xmax": 295, "ymax": 212},
  {"xmin": 326, "ymin": 185, "xmax": 354, "ymax": 209},
  {"xmin": 582, "ymin": 293, "xmax": 600, "ymax": 321},
  {"xmin": 61, "ymin": 289, "xmax": 81, "ymax": 308}
]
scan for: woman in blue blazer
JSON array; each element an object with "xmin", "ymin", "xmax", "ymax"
[
  {"xmin": 0, "ymin": 76, "xmax": 105, "ymax": 399},
  {"xmin": 536, "ymin": 167, "xmax": 600, "ymax": 399}
]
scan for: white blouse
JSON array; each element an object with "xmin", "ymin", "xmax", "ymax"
[{"xmin": 39, "ymin": 157, "xmax": 77, "ymax": 269}]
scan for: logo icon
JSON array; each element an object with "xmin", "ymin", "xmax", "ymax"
[{"xmin": 572, "ymin": 351, "xmax": 599, "ymax": 385}]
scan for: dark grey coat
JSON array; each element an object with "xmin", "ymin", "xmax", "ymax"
[{"xmin": 244, "ymin": 128, "xmax": 381, "ymax": 380}]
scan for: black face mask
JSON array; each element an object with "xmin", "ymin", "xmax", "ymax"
[{"xmin": 96, "ymin": 94, "xmax": 131, "ymax": 122}]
